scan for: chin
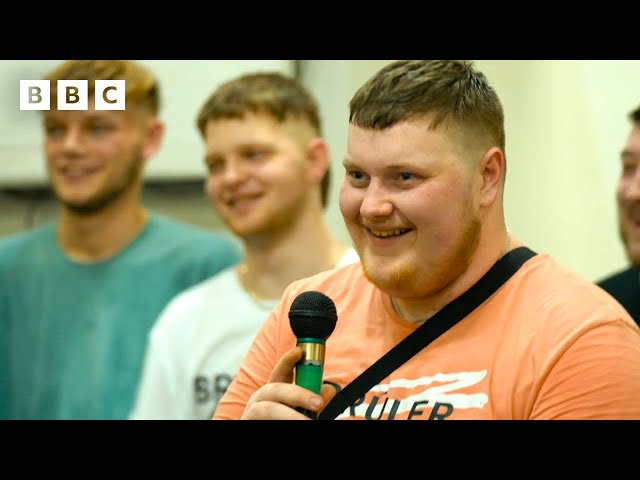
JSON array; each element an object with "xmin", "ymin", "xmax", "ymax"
[
  {"xmin": 58, "ymin": 195, "xmax": 94, "ymax": 210},
  {"xmin": 363, "ymin": 259, "xmax": 409, "ymax": 292},
  {"xmin": 62, "ymin": 199, "xmax": 106, "ymax": 215},
  {"xmin": 229, "ymin": 221, "xmax": 269, "ymax": 238}
]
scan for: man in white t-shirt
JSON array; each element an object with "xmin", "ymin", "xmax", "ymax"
[{"xmin": 129, "ymin": 72, "xmax": 359, "ymax": 419}]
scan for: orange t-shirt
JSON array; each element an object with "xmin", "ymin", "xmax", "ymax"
[{"xmin": 214, "ymin": 253, "xmax": 640, "ymax": 420}]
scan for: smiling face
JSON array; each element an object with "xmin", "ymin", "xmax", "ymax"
[
  {"xmin": 203, "ymin": 111, "xmax": 317, "ymax": 238},
  {"xmin": 42, "ymin": 98, "xmax": 158, "ymax": 214},
  {"xmin": 340, "ymin": 118, "xmax": 482, "ymax": 299},
  {"xmin": 617, "ymin": 124, "xmax": 640, "ymax": 266}
]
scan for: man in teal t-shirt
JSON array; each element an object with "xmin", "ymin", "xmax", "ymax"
[{"xmin": 0, "ymin": 60, "xmax": 241, "ymax": 419}]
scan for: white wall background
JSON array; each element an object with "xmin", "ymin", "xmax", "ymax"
[
  {"xmin": 300, "ymin": 60, "xmax": 639, "ymax": 283},
  {"xmin": 473, "ymin": 60, "xmax": 637, "ymax": 282},
  {"xmin": 1, "ymin": 59, "xmax": 638, "ymax": 283},
  {"xmin": 0, "ymin": 60, "xmax": 293, "ymax": 186}
]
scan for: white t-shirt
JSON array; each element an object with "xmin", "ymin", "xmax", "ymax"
[{"xmin": 129, "ymin": 248, "xmax": 359, "ymax": 420}]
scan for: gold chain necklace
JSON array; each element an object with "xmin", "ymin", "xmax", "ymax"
[
  {"xmin": 236, "ymin": 263, "xmax": 277, "ymax": 308},
  {"xmin": 503, "ymin": 226, "xmax": 511, "ymax": 258}
]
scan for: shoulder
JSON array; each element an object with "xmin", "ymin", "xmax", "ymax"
[
  {"xmin": 0, "ymin": 224, "xmax": 55, "ymax": 265},
  {"xmin": 508, "ymin": 252, "xmax": 638, "ymax": 334},
  {"xmin": 596, "ymin": 266, "xmax": 638, "ymax": 291},
  {"xmin": 521, "ymin": 253, "xmax": 624, "ymax": 302},
  {"xmin": 594, "ymin": 266, "xmax": 640, "ymax": 325},
  {"xmin": 149, "ymin": 212, "xmax": 231, "ymax": 241},
  {"xmin": 150, "ymin": 266, "xmax": 238, "ymax": 336},
  {"xmin": 0, "ymin": 224, "xmax": 53, "ymax": 249},
  {"xmin": 143, "ymin": 214, "xmax": 242, "ymax": 263},
  {"xmin": 147, "ymin": 213, "xmax": 204, "ymax": 234},
  {"xmin": 513, "ymin": 253, "xmax": 615, "ymax": 302},
  {"xmin": 280, "ymin": 262, "xmax": 371, "ymax": 311}
]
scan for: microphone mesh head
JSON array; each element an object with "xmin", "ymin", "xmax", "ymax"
[{"xmin": 288, "ymin": 290, "xmax": 337, "ymax": 340}]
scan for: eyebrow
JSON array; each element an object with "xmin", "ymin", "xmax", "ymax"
[
  {"xmin": 43, "ymin": 111, "xmax": 115, "ymax": 122},
  {"xmin": 342, "ymin": 157, "xmax": 354, "ymax": 168},
  {"xmin": 342, "ymin": 157, "xmax": 424, "ymax": 171}
]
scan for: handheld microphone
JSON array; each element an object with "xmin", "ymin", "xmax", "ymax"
[{"xmin": 288, "ymin": 290, "xmax": 337, "ymax": 419}]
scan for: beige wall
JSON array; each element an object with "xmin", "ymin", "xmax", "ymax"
[
  {"xmin": 0, "ymin": 182, "xmax": 227, "ymax": 238},
  {"xmin": 301, "ymin": 60, "xmax": 639, "ymax": 282},
  {"xmin": 2, "ymin": 60, "xmax": 638, "ymax": 283},
  {"xmin": 474, "ymin": 60, "xmax": 639, "ymax": 281}
]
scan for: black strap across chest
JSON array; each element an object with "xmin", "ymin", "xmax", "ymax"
[{"xmin": 318, "ymin": 246, "xmax": 537, "ymax": 420}]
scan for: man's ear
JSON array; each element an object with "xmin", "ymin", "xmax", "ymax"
[
  {"xmin": 305, "ymin": 137, "xmax": 330, "ymax": 185},
  {"xmin": 478, "ymin": 146, "xmax": 505, "ymax": 208},
  {"xmin": 141, "ymin": 117, "xmax": 164, "ymax": 161}
]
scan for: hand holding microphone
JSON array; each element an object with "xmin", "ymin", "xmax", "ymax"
[
  {"xmin": 288, "ymin": 290, "xmax": 337, "ymax": 419},
  {"xmin": 240, "ymin": 290, "xmax": 338, "ymax": 420}
]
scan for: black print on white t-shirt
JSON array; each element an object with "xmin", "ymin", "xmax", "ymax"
[{"xmin": 194, "ymin": 374, "xmax": 233, "ymax": 404}]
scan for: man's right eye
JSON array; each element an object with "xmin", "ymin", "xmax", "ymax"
[
  {"xmin": 245, "ymin": 149, "xmax": 266, "ymax": 161},
  {"xmin": 44, "ymin": 126, "xmax": 64, "ymax": 137},
  {"xmin": 622, "ymin": 162, "xmax": 638, "ymax": 177},
  {"xmin": 207, "ymin": 161, "xmax": 224, "ymax": 173}
]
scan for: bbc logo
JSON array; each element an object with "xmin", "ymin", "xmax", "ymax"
[{"xmin": 20, "ymin": 80, "xmax": 126, "ymax": 111}]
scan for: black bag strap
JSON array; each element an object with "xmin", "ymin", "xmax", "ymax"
[{"xmin": 318, "ymin": 246, "xmax": 537, "ymax": 420}]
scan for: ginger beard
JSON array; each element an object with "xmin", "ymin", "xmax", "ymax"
[{"xmin": 359, "ymin": 200, "xmax": 481, "ymax": 300}]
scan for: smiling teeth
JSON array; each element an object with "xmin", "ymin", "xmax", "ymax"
[{"xmin": 370, "ymin": 229, "xmax": 408, "ymax": 238}]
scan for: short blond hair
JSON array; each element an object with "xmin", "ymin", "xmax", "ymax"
[{"xmin": 43, "ymin": 60, "xmax": 160, "ymax": 114}]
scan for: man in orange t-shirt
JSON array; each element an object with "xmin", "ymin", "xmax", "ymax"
[{"xmin": 213, "ymin": 60, "xmax": 640, "ymax": 420}]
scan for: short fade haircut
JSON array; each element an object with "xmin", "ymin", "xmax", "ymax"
[
  {"xmin": 196, "ymin": 72, "xmax": 330, "ymax": 208},
  {"xmin": 43, "ymin": 60, "xmax": 160, "ymax": 115},
  {"xmin": 349, "ymin": 60, "xmax": 506, "ymax": 165}
]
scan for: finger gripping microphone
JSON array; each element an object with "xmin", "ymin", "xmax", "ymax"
[{"xmin": 288, "ymin": 290, "xmax": 337, "ymax": 419}]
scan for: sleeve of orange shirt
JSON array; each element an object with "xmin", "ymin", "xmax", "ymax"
[{"xmin": 529, "ymin": 317, "xmax": 640, "ymax": 419}]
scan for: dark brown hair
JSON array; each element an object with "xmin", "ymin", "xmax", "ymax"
[{"xmin": 350, "ymin": 60, "xmax": 506, "ymax": 163}]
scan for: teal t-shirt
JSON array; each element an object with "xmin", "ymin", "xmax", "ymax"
[{"xmin": 0, "ymin": 214, "xmax": 241, "ymax": 419}]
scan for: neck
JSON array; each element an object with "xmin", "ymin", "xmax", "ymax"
[
  {"xmin": 391, "ymin": 224, "xmax": 520, "ymax": 325},
  {"xmin": 57, "ymin": 201, "xmax": 148, "ymax": 263},
  {"xmin": 501, "ymin": 226, "xmax": 511, "ymax": 257},
  {"xmin": 238, "ymin": 207, "xmax": 348, "ymax": 301}
]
